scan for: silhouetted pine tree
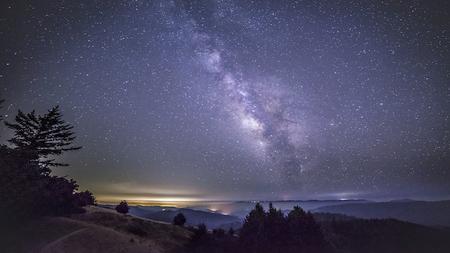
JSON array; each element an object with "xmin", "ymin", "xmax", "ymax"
[
  {"xmin": 286, "ymin": 206, "xmax": 328, "ymax": 253},
  {"xmin": 265, "ymin": 203, "xmax": 287, "ymax": 253},
  {"xmin": 239, "ymin": 204, "xmax": 330, "ymax": 253},
  {"xmin": 239, "ymin": 203, "xmax": 266, "ymax": 252},
  {"xmin": 1, "ymin": 104, "xmax": 91, "ymax": 222},
  {"xmin": 5, "ymin": 106, "xmax": 81, "ymax": 170}
]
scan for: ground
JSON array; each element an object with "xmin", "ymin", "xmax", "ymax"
[{"xmin": 2, "ymin": 206, "xmax": 192, "ymax": 253}]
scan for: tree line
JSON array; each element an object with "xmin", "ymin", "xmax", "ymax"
[
  {"xmin": 187, "ymin": 203, "xmax": 331, "ymax": 253},
  {"xmin": 0, "ymin": 99, "xmax": 95, "ymax": 225},
  {"xmin": 0, "ymin": 98, "xmax": 327, "ymax": 252}
]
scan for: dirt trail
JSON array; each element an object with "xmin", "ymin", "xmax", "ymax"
[{"xmin": 40, "ymin": 228, "xmax": 88, "ymax": 252}]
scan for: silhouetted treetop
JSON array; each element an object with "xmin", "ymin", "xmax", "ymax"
[
  {"xmin": 5, "ymin": 106, "xmax": 81, "ymax": 168},
  {"xmin": 1, "ymin": 102, "xmax": 94, "ymax": 224},
  {"xmin": 239, "ymin": 203, "xmax": 329, "ymax": 253},
  {"xmin": 287, "ymin": 205, "xmax": 306, "ymax": 221},
  {"xmin": 74, "ymin": 190, "xmax": 96, "ymax": 207}
]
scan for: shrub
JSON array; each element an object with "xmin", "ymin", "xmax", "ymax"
[
  {"xmin": 173, "ymin": 212, "xmax": 186, "ymax": 226},
  {"xmin": 74, "ymin": 190, "xmax": 96, "ymax": 207},
  {"xmin": 213, "ymin": 228, "xmax": 225, "ymax": 237},
  {"xmin": 115, "ymin": 200, "xmax": 129, "ymax": 214},
  {"xmin": 197, "ymin": 223, "xmax": 207, "ymax": 235}
]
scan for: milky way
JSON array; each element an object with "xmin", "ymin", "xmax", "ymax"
[{"xmin": 1, "ymin": 0, "xmax": 449, "ymax": 202}]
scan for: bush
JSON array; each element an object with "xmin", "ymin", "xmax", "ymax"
[
  {"xmin": 187, "ymin": 223, "xmax": 239, "ymax": 253},
  {"xmin": 197, "ymin": 223, "xmax": 207, "ymax": 236},
  {"xmin": 115, "ymin": 200, "xmax": 129, "ymax": 214},
  {"xmin": 41, "ymin": 176, "xmax": 83, "ymax": 216},
  {"xmin": 173, "ymin": 212, "xmax": 186, "ymax": 226},
  {"xmin": 0, "ymin": 146, "xmax": 87, "ymax": 222},
  {"xmin": 213, "ymin": 228, "xmax": 225, "ymax": 237},
  {"xmin": 74, "ymin": 190, "xmax": 96, "ymax": 207}
]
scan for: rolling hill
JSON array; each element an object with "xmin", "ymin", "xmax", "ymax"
[
  {"xmin": 128, "ymin": 206, "xmax": 242, "ymax": 230},
  {"xmin": 2, "ymin": 206, "xmax": 192, "ymax": 253},
  {"xmin": 314, "ymin": 200, "xmax": 450, "ymax": 227}
]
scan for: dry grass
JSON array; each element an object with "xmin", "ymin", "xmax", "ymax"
[
  {"xmin": 72, "ymin": 206, "xmax": 192, "ymax": 252},
  {"xmin": 2, "ymin": 206, "xmax": 192, "ymax": 253}
]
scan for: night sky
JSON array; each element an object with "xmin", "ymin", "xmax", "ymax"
[{"xmin": 1, "ymin": 0, "xmax": 449, "ymax": 203}]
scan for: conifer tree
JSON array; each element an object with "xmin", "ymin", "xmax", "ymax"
[
  {"xmin": 1, "ymin": 103, "xmax": 93, "ymax": 222},
  {"xmin": 287, "ymin": 206, "xmax": 326, "ymax": 252},
  {"xmin": 265, "ymin": 203, "xmax": 287, "ymax": 252},
  {"xmin": 5, "ymin": 106, "xmax": 81, "ymax": 170},
  {"xmin": 240, "ymin": 203, "xmax": 266, "ymax": 252}
]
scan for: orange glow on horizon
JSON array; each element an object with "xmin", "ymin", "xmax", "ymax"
[{"xmin": 95, "ymin": 194, "xmax": 210, "ymax": 207}]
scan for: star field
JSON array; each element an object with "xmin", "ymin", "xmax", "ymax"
[{"xmin": 1, "ymin": 0, "xmax": 449, "ymax": 202}]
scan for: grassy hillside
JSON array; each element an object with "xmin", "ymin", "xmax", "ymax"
[
  {"xmin": 4, "ymin": 205, "xmax": 450, "ymax": 253},
  {"xmin": 2, "ymin": 206, "xmax": 192, "ymax": 253}
]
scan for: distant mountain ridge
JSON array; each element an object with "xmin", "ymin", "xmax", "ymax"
[
  {"xmin": 101, "ymin": 205, "xmax": 242, "ymax": 229},
  {"xmin": 101, "ymin": 199, "xmax": 450, "ymax": 229},
  {"xmin": 142, "ymin": 208, "xmax": 242, "ymax": 229},
  {"xmin": 314, "ymin": 200, "xmax": 450, "ymax": 227}
]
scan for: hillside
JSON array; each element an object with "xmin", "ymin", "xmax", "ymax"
[
  {"xmin": 2, "ymin": 206, "xmax": 192, "ymax": 253},
  {"xmin": 321, "ymin": 218, "xmax": 450, "ymax": 253},
  {"xmin": 137, "ymin": 208, "xmax": 241, "ymax": 230},
  {"xmin": 180, "ymin": 209, "xmax": 450, "ymax": 253},
  {"xmin": 3, "ymin": 205, "xmax": 450, "ymax": 253},
  {"xmin": 103, "ymin": 205, "xmax": 243, "ymax": 230},
  {"xmin": 314, "ymin": 200, "xmax": 450, "ymax": 227}
]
